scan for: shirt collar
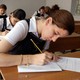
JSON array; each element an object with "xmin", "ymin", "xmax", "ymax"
[
  {"xmin": 6, "ymin": 17, "xmax": 13, "ymax": 28},
  {"xmin": 29, "ymin": 16, "xmax": 37, "ymax": 33}
]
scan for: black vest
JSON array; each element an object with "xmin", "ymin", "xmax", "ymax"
[{"xmin": 9, "ymin": 19, "xmax": 46, "ymax": 55}]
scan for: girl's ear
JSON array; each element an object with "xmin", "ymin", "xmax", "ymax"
[{"xmin": 45, "ymin": 17, "xmax": 53, "ymax": 26}]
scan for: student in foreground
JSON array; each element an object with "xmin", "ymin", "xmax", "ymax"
[{"xmin": 0, "ymin": 9, "xmax": 75, "ymax": 67}]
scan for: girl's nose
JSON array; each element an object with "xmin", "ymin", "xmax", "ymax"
[{"xmin": 51, "ymin": 35, "xmax": 60, "ymax": 42}]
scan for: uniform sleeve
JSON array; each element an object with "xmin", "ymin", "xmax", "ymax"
[{"xmin": 4, "ymin": 20, "xmax": 28, "ymax": 45}]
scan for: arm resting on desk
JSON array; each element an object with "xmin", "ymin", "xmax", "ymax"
[
  {"xmin": 0, "ymin": 30, "xmax": 10, "ymax": 36},
  {"xmin": 0, "ymin": 52, "xmax": 57, "ymax": 67},
  {"xmin": 0, "ymin": 53, "xmax": 22, "ymax": 67}
]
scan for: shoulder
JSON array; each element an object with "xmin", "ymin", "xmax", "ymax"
[
  {"xmin": 14, "ymin": 20, "xmax": 28, "ymax": 31},
  {"xmin": 16, "ymin": 20, "xmax": 28, "ymax": 27},
  {"xmin": 17, "ymin": 20, "xmax": 28, "ymax": 24}
]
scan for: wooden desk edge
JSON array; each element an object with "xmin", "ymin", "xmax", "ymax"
[{"xmin": 0, "ymin": 52, "xmax": 80, "ymax": 80}]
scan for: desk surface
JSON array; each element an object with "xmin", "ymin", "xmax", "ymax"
[{"xmin": 0, "ymin": 52, "xmax": 80, "ymax": 80}]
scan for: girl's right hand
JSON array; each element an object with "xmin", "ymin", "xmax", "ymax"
[
  {"xmin": 31, "ymin": 53, "xmax": 47, "ymax": 65},
  {"xmin": 31, "ymin": 51, "xmax": 60, "ymax": 65}
]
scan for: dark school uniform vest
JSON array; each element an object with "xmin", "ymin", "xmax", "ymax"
[{"xmin": 9, "ymin": 19, "xmax": 46, "ymax": 55}]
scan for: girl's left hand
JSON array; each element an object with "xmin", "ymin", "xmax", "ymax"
[{"xmin": 2, "ymin": 30, "xmax": 10, "ymax": 36}]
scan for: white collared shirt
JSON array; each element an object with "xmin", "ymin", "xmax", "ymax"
[
  {"xmin": 4, "ymin": 16, "xmax": 50, "ymax": 50},
  {"xmin": 0, "ymin": 17, "xmax": 13, "ymax": 30},
  {"xmin": 29, "ymin": 16, "xmax": 39, "ymax": 37}
]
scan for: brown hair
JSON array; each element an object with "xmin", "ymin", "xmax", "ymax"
[
  {"xmin": 48, "ymin": 9, "xmax": 75, "ymax": 35},
  {"xmin": 0, "ymin": 4, "xmax": 7, "ymax": 10},
  {"xmin": 45, "ymin": 6, "xmax": 51, "ymax": 15},
  {"xmin": 52, "ymin": 4, "xmax": 60, "ymax": 11},
  {"xmin": 10, "ymin": 9, "xmax": 26, "ymax": 20}
]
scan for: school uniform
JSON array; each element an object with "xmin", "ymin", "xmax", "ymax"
[
  {"xmin": 0, "ymin": 17, "xmax": 13, "ymax": 31},
  {"xmin": 4, "ymin": 16, "xmax": 50, "ymax": 54},
  {"xmin": 32, "ymin": 10, "xmax": 40, "ymax": 17},
  {"xmin": 32, "ymin": 10, "xmax": 48, "ymax": 18}
]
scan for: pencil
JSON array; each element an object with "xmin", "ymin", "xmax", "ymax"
[{"xmin": 30, "ymin": 39, "xmax": 42, "ymax": 53}]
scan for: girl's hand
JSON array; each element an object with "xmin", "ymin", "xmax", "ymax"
[
  {"xmin": 2, "ymin": 30, "xmax": 10, "ymax": 36},
  {"xmin": 31, "ymin": 51, "xmax": 60, "ymax": 65}
]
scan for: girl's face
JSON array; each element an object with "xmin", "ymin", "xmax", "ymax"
[
  {"xmin": 10, "ymin": 14, "xmax": 20, "ymax": 26},
  {"xmin": 41, "ymin": 17, "xmax": 68, "ymax": 42},
  {"xmin": 0, "ymin": 8, "xmax": 6, "ymax": 15}
]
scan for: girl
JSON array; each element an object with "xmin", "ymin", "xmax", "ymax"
[
  {"xmin": 0, "ymin": 4, "xmax": 7, "ymax": 16},
  {"xmin": 0, "ymin": 9, "xmax": 74, "ymax": 67},
  {"xmin": 32, "ymin": 6, "xmax": 46, "ymax": 17},
  {"xmin": 0, "ymin": 9, "xmax": 26, "ymax": 35}
]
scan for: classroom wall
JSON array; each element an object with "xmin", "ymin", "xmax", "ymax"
[
  {"xmin": 46, "ymin": 0, "xmax": 72, "ymax": 11},
  {"xmin": 46, "ymin": 0, "xmax": 80, "ymax": 21},
  {"xmin": 0, "ymin": 0, "xmax": 80, "ymax": 20},
  {"xmin": 0, "ymin": 0, "xmax": 46, "ymax": 18}
]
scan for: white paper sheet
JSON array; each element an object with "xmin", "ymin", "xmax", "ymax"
[
  {"xmin": 57, "ymin": 57, "xmax": 80, "ymax": 73},
  {"xmin": 18, "ymin": 57, "xmax": 80, "ymax": 73},
  {"xmin": 18, "ymin": 62, "xmax": 62, "ymax": 73}
]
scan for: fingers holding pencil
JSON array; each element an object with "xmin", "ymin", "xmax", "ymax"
[
  {"xmin": 43, "ymin": 51, "xmax": 60, "ymax": 62},
  {"xmin": 30, "ymin": 39, "xmax": 60, "ymax": 65}
]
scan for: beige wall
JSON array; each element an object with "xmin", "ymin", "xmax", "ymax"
[
  {"xmin": 46, "ymin": 0, "xmax": 80, "ymax": 21},
  {"xmin": 46, "ymin": 0, "xmax": 72, "ymax": 11},
  {"xmin": 0, "ymin": 0, "xmax": 80, "ymax": 20},
  {"xmin": 0, "ymin": 0, "xmax": 46, "ymax": 18}
]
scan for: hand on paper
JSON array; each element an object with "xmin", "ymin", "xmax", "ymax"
[
  {"xmin": 31, "ymin": 51, "xmax": 60, "ymax": 65},
  {"xmin": 44, "ymin": 51, "xmax": 60, "ymax": 62},
  {"xmin": 2, "ymin": 30, "xmax": 10, "ymax": 36}
]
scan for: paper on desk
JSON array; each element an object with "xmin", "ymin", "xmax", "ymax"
[
  {"xmin": 57, "ymin": 57, "xmax": 80, "ymax": 73},
  {"xmin": 18, "ymin": 62, "xmax": 62, "ymax": 73}
]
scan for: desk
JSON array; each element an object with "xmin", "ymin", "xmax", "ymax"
[
  {"xmin": 0, "ymin": 52, "xmax": 80, "ymax": 80},
  {"xmin": 75, "ymin": 22, "xmax": 80, "ymax": 34},
  {"xmin": 48, "ymin": 33, "xmax": 80, "ymax": 52}
]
